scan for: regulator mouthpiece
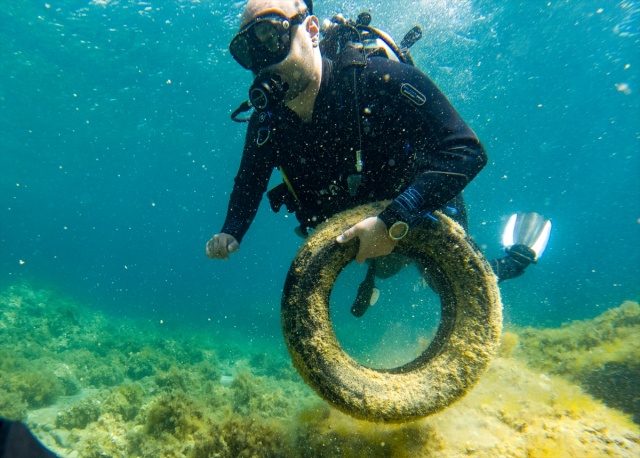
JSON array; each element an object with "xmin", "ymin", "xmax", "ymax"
[{"xmin": 249, "ymin": 73, "xmax": 289, "ymax": 112}]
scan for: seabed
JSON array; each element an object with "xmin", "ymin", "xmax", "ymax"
[{"xmin": 0, "ymin": 282, "xmax": 638, "ymax": 457}]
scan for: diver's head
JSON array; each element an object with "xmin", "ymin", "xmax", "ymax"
[
  {"xmin": 230, "ymin": 0, "xmax": 321, "ymax": 104},
  {"xmin": 239, "ymin": 0, "xmax": 313, "ymax": 32},
  {"xmin": 231, "ymin": 1, "xmax": 312, "ymax": 72}
]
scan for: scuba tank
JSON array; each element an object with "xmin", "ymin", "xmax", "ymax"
[{"xmin": 319, "ymin": 12, "xmax": 422, "ymax": 67}]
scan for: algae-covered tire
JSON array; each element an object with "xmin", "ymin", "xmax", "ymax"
[{"xmin": 281, "ymin": 202, "xmax": 502, "ymax": 423}]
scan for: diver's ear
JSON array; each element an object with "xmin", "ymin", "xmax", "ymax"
[{"xmin": 308, "ymin": 15, "xmax": 320, "ymax": 46}]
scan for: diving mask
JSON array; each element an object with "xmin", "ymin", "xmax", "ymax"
[{"xmin": 229, "ymin": 11, "xmax": 309, "ymax": 72}]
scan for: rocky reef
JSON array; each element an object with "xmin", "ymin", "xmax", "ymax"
[
  {"xmin": 514, "ymin": 301, "xmax": 640, "ymax": 424},
  {"xmin": 0, "ymin": 282, "xmax": 638, "ymax": 457}
]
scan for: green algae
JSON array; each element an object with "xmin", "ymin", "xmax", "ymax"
[
  {"xmin": 56, "ymin": 394, "xmax": 103, "ymax": 429},
  {"xmin": 190, "ymin": 413, "xmax": 294, "ymax": 458},
  {"xmin": 0, "ymin": 392, "xmax": 27, "ymax": 421},
  {"xmin": 0, "ymin": 365, "xmax": 66, "ymax": 409},
  {"xmin": 515, "ymin": 301, "xmax": 640, "ymax": 423},
  {"xmin": 105, "ymin": 383, "xmax": 144, "ymax": 421},
  {"xmin": 144, "ymin": 391, "xmax": 205, "ymax": 440},
  {"xmin": 0, "ymin": 282, "xmax": 639, "ymax": 457},
  {"xmin": 295, "ymin": 408, "xmax": 443, "ymax": 458}
]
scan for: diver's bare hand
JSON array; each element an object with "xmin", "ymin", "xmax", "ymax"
[
  {"xmin": 336, "ymin": 216, "xmax": 397, "ymax": 263},
  {"xmin": 206, "ymin": 233, "xmax": 239, "ymax": 260}
]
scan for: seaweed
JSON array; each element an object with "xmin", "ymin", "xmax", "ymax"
[
  {"xmin": 12, "ymin": 369, "xmax": 64, "ymax": 408},
  {"xmin": 497, "ymin": 330, "xmax": 520, "ymax": 358},
  {"xmin": 516, "ymin": 301, "xmax": 640, "ymax": 423},
  {"xmin": 582, "ymin": 361, "xmax": 640, "ymax": 424},
  {"xmin": 193, "ymin": 359, "xmax": 222, "ymax": 381},
  {"xmin": 0, "ymin": 391, "xmax": 28, "ymax": 421},
  {"xmin": 125, "ymin": 346, "xmax": 160, "ymax": 380},
  {"xmin": 56, "ymin": 395, "xmax": 103, "ymax": 429},
  {"xmin": 144, "ymin": 391, "xmax": 204, "ymax": 440},
  {"xmin": 294, "ymin": 408, "xmax": 441, "ymax": 458},
  {"xmin": 190, "ymin": 412, "xmax": 293, "ymax": 458},
  {"xmin": 156, "ymin": 365, "xmax": 194, "ymax": 392},
  {"xmin": 2, "ymin": 283, "xmax": 639, "ymax": 457},
  {"xmin": 104, "ymin": 383, "xmax": 144, "ymax": 421},
  {"xmin": 86, "ymin": 361, "xmax": 126, "ymax": 387},
  {"xmin": 230, "ymin": 369, "xmax": 263, "ymax": 415}
]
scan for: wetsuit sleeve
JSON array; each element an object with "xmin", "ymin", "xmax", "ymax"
[
  {"xmin": 220, "ymin": 117, "xmax": 274, "ymax": 243},
  {"xmin": 375, "ymin": 61, "xmax": 488, "ymax": 228}
]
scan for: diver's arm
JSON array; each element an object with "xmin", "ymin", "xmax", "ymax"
[
  {"xmin": 206, "ymin": 118, "xmax": 273, "ymax": 259},
  {"xmin": 219, "ymin": 159, "xmax": 271, "ymax": 244},
  {"xmin": 378, "ymin": 144, "xmax": 486, "ymax": 227},
  {"xmin": 376, "ymin": 60, "xmax": 487, "ymax": 226}
]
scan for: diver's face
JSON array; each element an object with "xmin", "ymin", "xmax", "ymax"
[
  {"xmin": 240, "ymin": 0, "xmax": 317, "ymax": 100},
  {"xmin": 264, "ymin": 16, "xmax": 317, "ymax": 99}
]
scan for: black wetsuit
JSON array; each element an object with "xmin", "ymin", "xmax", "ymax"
[{"xmin": 221, "ymin": 56, "xmax": 487, "ymax": 241}]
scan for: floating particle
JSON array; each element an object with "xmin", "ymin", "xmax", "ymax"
[{"xmin": 615, "ymin": 82, "xmax": 631, "ymax": 95}]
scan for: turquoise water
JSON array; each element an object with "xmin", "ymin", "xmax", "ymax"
[
  {"xmin": 1, "ymin": 0, "xmax": 639, "ymax": 339},
  {"xmin": 1, "ymin": 1, "xmax": 638, "ymax": 327},
  {"xmin": 1, "ymin": 1, "xmax": 639, "ymax": 455}
]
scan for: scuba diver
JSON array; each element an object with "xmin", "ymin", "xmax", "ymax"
[{"xmin": 205, "ymin": 0, "xmax": 551, "ymax": 316}]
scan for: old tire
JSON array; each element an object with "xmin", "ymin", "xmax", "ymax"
[{"xmin": 281, "ymin": 202, "xmax": 502, "ymax": 423}]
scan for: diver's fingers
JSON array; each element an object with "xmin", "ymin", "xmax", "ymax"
[
  {"xmin": 227, "ymin": 239, "xmax": 240, "ymax": 254},
  {"xmin": 206, "ymin": 235, "xmax": 220, "ymax": 259},
  {"xmin": 336, "ymin": 225, "xmax": 359, "ymax": 244},
  {"xmin": 206, "ymin": 234, "xmax": 228, "ymax": 259}
]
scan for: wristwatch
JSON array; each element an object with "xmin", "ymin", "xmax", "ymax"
[
  {"xmin": 379, "ymin": 207, "xmax": 411, "ymax": 241},
  {"xmin": 388, "ymin": 221, "xmax": 410, "ymax": 240}
]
